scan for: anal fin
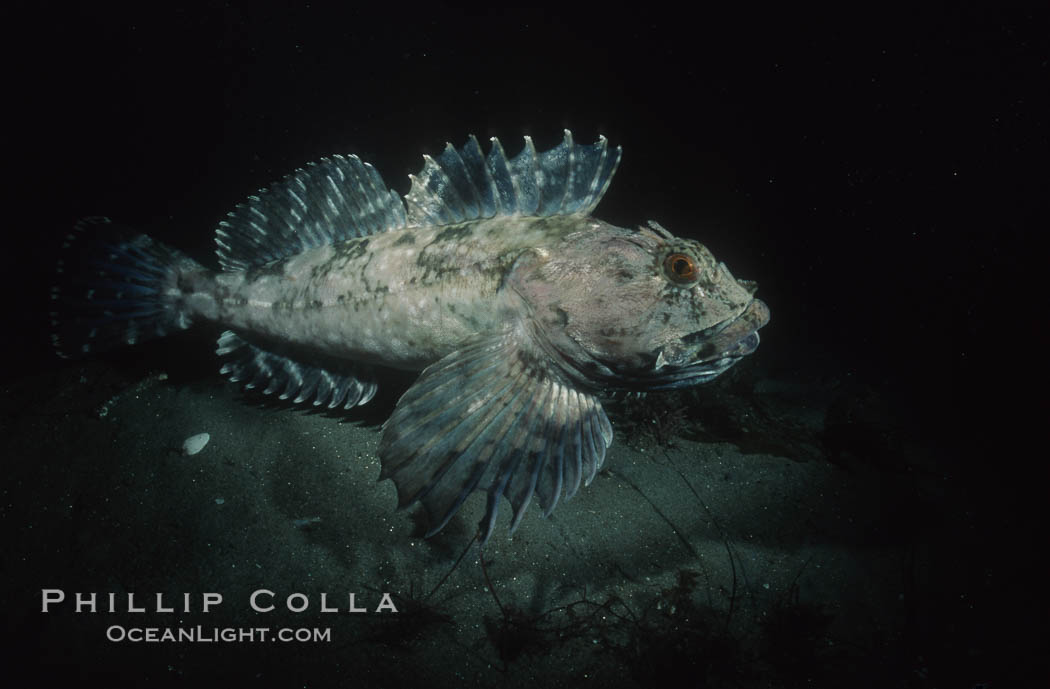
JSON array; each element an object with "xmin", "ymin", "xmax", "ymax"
[{"xmin": 216, "ymin": 331, "xmax": 377, "ymax": 409}]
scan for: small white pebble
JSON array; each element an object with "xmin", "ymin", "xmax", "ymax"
[{"xmin": 182, "ymin": 433, "xmax": 210, "ymax": 456}]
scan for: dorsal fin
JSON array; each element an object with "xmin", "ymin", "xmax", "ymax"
[
  {"xmin": 214, "ymin": 131, "xmax": 621, "ymax": 271},
  {"xmin": 404, "ymin": 130, "xmax": 621, "ymax": 226},
  {"xmin": 215, "ymin": 155, "xmax": 407, "ymax": 271}
]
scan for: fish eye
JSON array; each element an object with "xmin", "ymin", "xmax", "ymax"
[{"xmin": 663, "ymin": 252, "xmax": 699, "ymax": 284}]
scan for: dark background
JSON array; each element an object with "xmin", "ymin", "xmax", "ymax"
[{"xmin": 4, "ymin": 2, "xmax": 1044, "ymax": 686}]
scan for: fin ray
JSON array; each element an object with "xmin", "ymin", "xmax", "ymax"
[
  {"xmin": 404, "ymin": 130, "xmax": 622, "ymax": 226},
  {"xmin": 378, "ymin": 324, "xmax": 613, "ymax": 543},
  {"xmin": 50, "ymin": 217, "xmax": 203, "ymax": 359},
  {"xmin": 216, "ymin": 331, "xmax": 377, "ymax": 409},
  {"xmin": 216, "ymin": 156, "xmax": 407, "ymax": 271}
]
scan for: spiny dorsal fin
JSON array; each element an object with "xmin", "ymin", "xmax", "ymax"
[
  {"xmin": 215, "ymin": 155, "xmax": 407, "ymax": 271},
  {"xmin": 404, "ymin": 130, "xmax": 621, "ymax": 226},
  {"xmin": 214, "ymin": 132, "xmax": 621, "ymax": 271}
]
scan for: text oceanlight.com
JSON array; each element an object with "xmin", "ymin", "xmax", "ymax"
[{"xmin": 105, "ymin": 626, "xmax": 331, "ymax": 643}]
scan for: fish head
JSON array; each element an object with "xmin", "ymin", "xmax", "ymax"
[{"xmin": 509, "ymin": 221, "xmax": 770, "ymax": 391}]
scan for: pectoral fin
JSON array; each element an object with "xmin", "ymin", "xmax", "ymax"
[{"xmin": 378, "ymin": 325, "xmax": 612, "ymax": 544}]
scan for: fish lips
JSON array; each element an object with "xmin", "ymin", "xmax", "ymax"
[{"xmin": 683, "ymin": 298, "xmax": 770, "ymax": 364}]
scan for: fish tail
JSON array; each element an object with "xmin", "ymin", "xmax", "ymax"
[{"xmin": 50, "ymin": 217, "xmax": 205, "ymax": 359}]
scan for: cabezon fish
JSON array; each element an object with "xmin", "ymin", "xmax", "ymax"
[{"xmin": 51, "ymin": 131, "xmax": 769, "ymax": 543}]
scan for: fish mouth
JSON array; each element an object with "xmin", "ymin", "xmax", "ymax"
[
  {"xmin": 551, "ymin": 299, "xmax": 769, "ymax": 394},
  {"xmin": 686, "ymin": 300, "xmax": 768, "ymax": 361},
  {"xmin": 649, "ymin": 299, "xmax": 770, "ymax": 390}
]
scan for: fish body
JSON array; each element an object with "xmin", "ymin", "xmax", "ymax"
[
  {"xmin": 192, "ymin": 216, "xmax": 579, "ymax": 370},
  {"xmin": 52, "ymin": 131, "xmax": 769, "ymax": 543}
]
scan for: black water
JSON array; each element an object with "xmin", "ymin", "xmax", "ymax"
[{"xmin": 2, "ymin": 4, "xmax": 1042, "ymax": 687}]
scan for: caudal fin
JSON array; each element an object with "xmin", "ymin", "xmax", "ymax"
[{"xmin": 50, "ymin": 217, "xmax": 204, "ymax": 359}]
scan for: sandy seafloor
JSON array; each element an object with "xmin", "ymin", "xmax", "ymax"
[{"xmin": 3, "ymin": 339, "xmax": 1018, "ymax": 689}]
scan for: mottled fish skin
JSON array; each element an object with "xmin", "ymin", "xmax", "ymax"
[
  {"xmin": 181, "ymin": 216, "xmax": 587, "ymax": 371},
  {"xmin": 505, "ymin": 221, "xmax": 770, "ymax": 393},
  {"xmin": 50, "ymin": 131, "xmax": 769, "ymax": 544}
]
